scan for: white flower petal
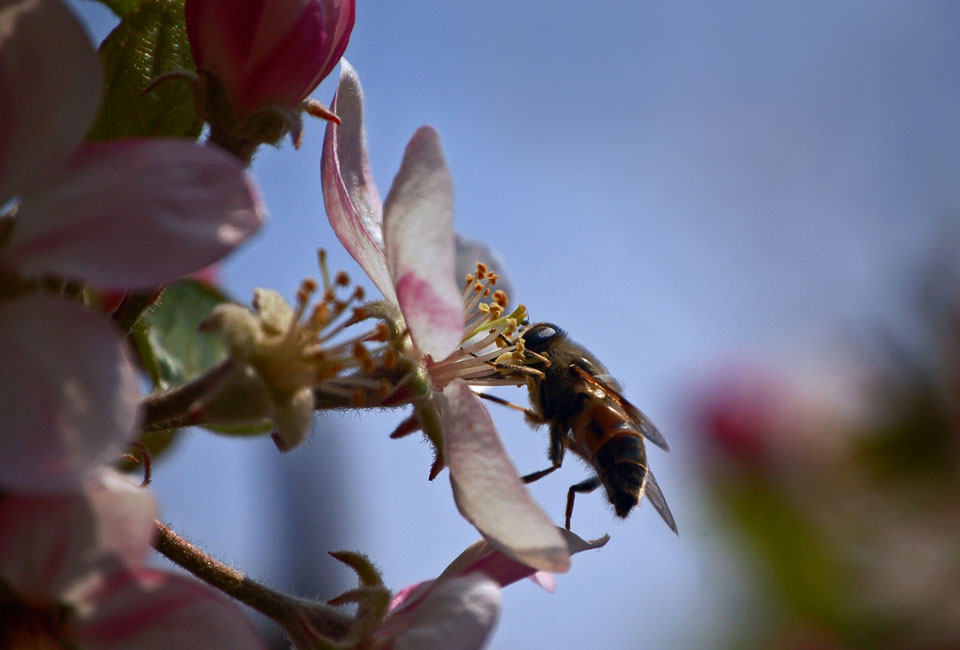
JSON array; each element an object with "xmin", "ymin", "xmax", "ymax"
[
  {"xmin": 0, "ymin": 295, "xmax": 139, "ymax": 492},
  {"xmin": 320, "ymin": 61, "xmax": 395, "ymax": 302},
  {"xmin": 7, "ymin": 140, "xmax": 264, "ymax": 289},
  {"xmin": 0, "ymin": 0, "xmax": 101, "ymax": 204},
  {"xmin": 438, "ymin": 380, "xmax": 570, "ymax": 573},
  {"xmin": 390, "ymin": 575, "xmax": 501, "ymax": 650},
  {"xmin": 72, "ymin": 568, "xmax": 269, "ymax": 650},
  {"xmin": 0, "ymin": 469, "xmax": 156, "ymax": 600},
  {"xmin": 383, "ymin": 126, "xmax": 463, "ymax": 360}
]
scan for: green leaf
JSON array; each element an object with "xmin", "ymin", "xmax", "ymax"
[
  {"xmin": 141, "ymin": 279, "xmax": 229, "ymax": 390},
  {"xmin": 88, "ymin": 0, "xmax": 202, "ymax": 139},
  {"xmin": 89, "ymin": 0, "xmax": 144, "ymax": 20}
]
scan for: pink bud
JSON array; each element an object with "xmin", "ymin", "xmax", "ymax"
[{"xmin": 185, "ymin": 0, "xmax": 355, "ymax": 114}]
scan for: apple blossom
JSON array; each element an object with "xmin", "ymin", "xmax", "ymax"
[
  {"xmin": 0, "ymin": 470, "xmax": 268, "ymax": 649},
  {"xmin": 321, "ymin": 61, "xmax": 573, "ymax": 574},
  {"xmin": 370, "ymin": 530, "xmax": 609, "ymax": 650},
  {"xmin": 0, "ymin": 0, "xmax": 263, "ymax": 493}
]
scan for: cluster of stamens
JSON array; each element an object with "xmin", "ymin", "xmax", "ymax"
[
  {"xmin": 276, "ymin": 252, "xmax": 400, "ymax": 407},
  {"xmin": 427, "ymin": 262, "xmax": 540, "ymax": 388}
]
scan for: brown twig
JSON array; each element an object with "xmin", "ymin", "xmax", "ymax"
[{"xmin": 153, "ymin": 520, "xmax": 351, "ymax": 645}]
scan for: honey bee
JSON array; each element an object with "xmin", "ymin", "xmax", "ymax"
[{"xmin": 489, "ymin": 322, "xmax": 677, "ymax": 533}]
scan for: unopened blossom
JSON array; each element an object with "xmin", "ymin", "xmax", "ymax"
[
  {"xmin": 0, "ymin": 469, "xmax": 268, "ymax": 650},
  {"xmin": 321, "ymin": 61, "xmax": 571, "ymax": 573},
  {"xmin": 186, "ymin": 0, "xmax": 354, "ymax": 114},
  {"xmin": 0, "ymin": 0, "xmax": 263, "ymax": 492},
  {"xmin": 184, "ymin": 0, "xmax": 354, "ymax": 155}
]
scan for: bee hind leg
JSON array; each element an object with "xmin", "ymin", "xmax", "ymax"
[
  {"xmin": 565, "ymin": 477, "xmax": 601, "ymax": 530},
  {"xmin": 520, "ymin": 423, "xmax": 566, "ymax": 484}
]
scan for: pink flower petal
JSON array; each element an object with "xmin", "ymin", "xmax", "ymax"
[
  {"xmin": 383, "ymin": 126, "xmax": 463, "ymax": 360},
  {"xmin": 186, "ymin": 0, "xmax": 355, "ymax": 113},
  {"xmin": 71, "ymin": 568, "xmax": 268, "ymax": 650},
  {"xmin": 0, "ymin": 469, "xmax": 156, "ymax": 600},
  {"xmin": 6, "ymin": 140, "xmax": 264, "ymax": 290},
  {"xmin": 0, "ymin": 0, "xmax": 101, "ymax": 204},
  {"xmin": 320, "ymin": 61, "xmax": 395, "ymax": 301},
  {"xmin": 438, "ymin": 529, "xmax": 609, "ymax": 589},
  {"xmin": 387, "ymin": 575, "xmax": 501, "ymax": 650},
  {"xmin": 0, "ymin": 295, "xmax": 139, "ymax": 492},
  {"xmin": 438, "ymin": 380, "xmax": 570, "ymax": 573}
]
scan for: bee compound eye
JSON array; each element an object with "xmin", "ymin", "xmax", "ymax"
[{"xmin": 523, "ymin": 323, "xmax": 562, "ymax": 351}]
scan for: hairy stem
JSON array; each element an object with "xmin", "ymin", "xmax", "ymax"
[
  {"xmin": 153, "ymin": 520, "xmax": 351, "ymax": 643},
  {"xmin": 139, "ymin": 358, "xmax": 236, "ymax": 433}
]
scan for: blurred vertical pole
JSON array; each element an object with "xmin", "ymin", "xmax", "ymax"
[{"xmin": 264, "ymin": 425, "xmax": 350, "ymax": 649}]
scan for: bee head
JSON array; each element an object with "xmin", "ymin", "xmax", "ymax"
[{"xmin": 521, "ymin": 322, "xmax": 565, "ymax": 353}]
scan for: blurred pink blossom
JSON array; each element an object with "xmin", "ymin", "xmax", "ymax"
[
  {"xmin": 0, "ymin": 469, "xmax": 268, "ymax": 650},
  {"xmin": 0, "ymin": 0, "xmax": 264, "ymax": 493}
]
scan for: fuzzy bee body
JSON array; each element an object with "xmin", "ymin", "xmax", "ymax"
[{"xmin": 519, "ymin": 323, "xmax": 677, "ymax": 533}]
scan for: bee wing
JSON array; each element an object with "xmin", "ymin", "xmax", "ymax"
[
  {"xmin": 643, "ymin": 471, "xmax": 678, "ymax": 535},
  {"xmin": 570, "ymin": 366, "xmax": 671, "ymax": 451}
]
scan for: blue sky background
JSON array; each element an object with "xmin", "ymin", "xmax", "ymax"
[{"xmin": 72, "ymin": 1, "xmax": 960, "ymax": 647}]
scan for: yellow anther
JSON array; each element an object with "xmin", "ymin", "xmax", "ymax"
[
  {"xmin": 492, "ymin": 290, "xmax": 507, "ymax": 307},
  {"xmin": 473, "ymin": 281, "xmax": 484, "ymax": 294},
  {"xmin": 478, "ymin": 303, "xmax": 490, "ymax": 314},
  {"xmin": 353, "ymin": 286, "xmax": 365, "ymax": 301},
  {"xmin": 335, "ymin": 271, "xmax": 350, "ymax": 287},
  {"xmin": 476, "ymin": 262, "xmax": 488, "ymax": 278}
]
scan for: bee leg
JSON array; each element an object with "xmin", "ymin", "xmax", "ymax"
[
  {"xmin": 565, "ymin": 477, "xmax": 601, "ymax": 530},
  {"xmin": 475, "ymin": 392, "xmax": 545, "ymax": 423},
  {"xmin": 521, "ymin": 423, "xmax": 566, "ymax": 483}
]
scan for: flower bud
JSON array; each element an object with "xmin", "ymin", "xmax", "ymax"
[{"xmin": 185, "ymin": 0, "xmax": 355, "ymax": 115}]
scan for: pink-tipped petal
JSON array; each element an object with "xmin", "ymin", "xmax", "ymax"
[
  {"xmin": 6, "ymin": 140, "xmax": 264, "ymax": 289},
  {"xmin": 439, "ymin": 529, "xmax": 609, "ymax": 589},
  {"xmin": 0, "ymin": 0, "xmax": 101, "ymax": 205},
  {"xmin": 0, "ymin": 470, "xmax": 157, "ymax": 600},
  {"xmin": 72, "ymin": 568, "xmax": 269, "ymax": 650},
  {"xmin": 383, "ymin": 127, "xmax": 462, "ymax": 360},
  {"xmin": 438, "ymin": 381, "xmax": 570, "ymax": 573},
  {"xmin": 387, "ymin": 575, "xmax": 501, "ymax": 650},
  {"xmin": 320, "ymin": 61, "xmax": 395, "ymax": 301},
  {"xmin": 0, "ymin": 296, "xmax": 139, "ymax": 492}
]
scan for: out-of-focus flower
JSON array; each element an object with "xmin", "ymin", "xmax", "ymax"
[
  {"xmin": 0, "ymin": 469, "xmax": 268, "ymax": 650},
  {"xmin": 0, "ymin": 0, "xmax": 264, "ymax": 493},
  {"xmin": 694, "ymin": 361, "xmax": 863, "ymax": 472},
  {"xmin": 321, "ymin": 61, "xmax": 571, "ymax": 573}
]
